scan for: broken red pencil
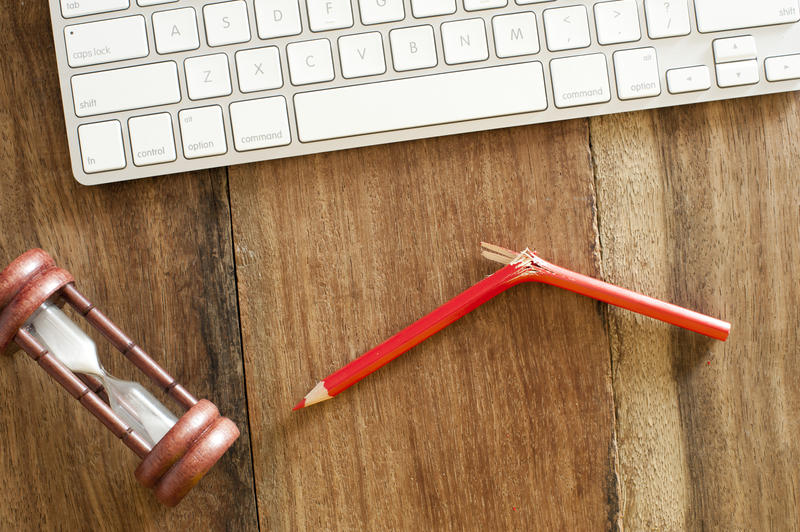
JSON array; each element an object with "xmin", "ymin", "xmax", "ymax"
[{"xmin": 293, "ymin": 243, "xmax": 730, "ymax": 410}]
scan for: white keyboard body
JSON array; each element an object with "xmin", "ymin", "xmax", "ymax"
[{"xmin": 49, "ymin": 0, "xmax": 800, "ymax": 185}]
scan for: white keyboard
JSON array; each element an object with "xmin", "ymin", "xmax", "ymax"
[{"xmin": 49, "ymin": 0, "xmax": 800, "ymax": 185}]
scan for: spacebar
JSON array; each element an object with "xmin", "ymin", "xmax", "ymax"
[{"xmin": 294, "ymin": 63, "xmax": 547, "ymax": 142}]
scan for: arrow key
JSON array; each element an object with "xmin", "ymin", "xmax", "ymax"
[
  {"xmin": 765, "ymin": 54, "xmax": 800, "ymax": 82},
  {"xmin": 713, "ymin": 36, "xmax": 757, "ymax": 64},
  {"xmin": 715, "ymin": 59, "xmax": 759, "ymax": 87},
  {"xmin": 667, "ymin": 65, "xmax": 711, "ymax": 94}
]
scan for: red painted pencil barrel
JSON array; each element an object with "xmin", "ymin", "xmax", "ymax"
[
  {"xmin": 533, "ymin": 258, "xmax": 730, "ymax": 341},
  {"xmin": 295, "ymin": 248, "xmax": 731, "ymax": 410}
]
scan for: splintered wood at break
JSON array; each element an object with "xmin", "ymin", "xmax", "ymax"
[
  {"xmin": 478, "ymin": 242, "xmax": 520, "ymax": 265},
  {"xmin": 293, "ymin": 242, "xmax": 731, "ymax": 410}
]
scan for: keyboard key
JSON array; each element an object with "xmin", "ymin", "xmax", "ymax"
[
  {"xmin": 60, "ymin": 0, "xmax": 128, "ymax": 18},
  {"xmin": 230, "ymin": 97, "xmax": 292, "ymax": 151},
  {"xmin": 339, "ymin": 32, "xmax": 386, "ymax": 78},
  {"xmin": 185, "ymin": 54, "xmax": 232, "ymax": 100},
  {"xmin": 359, "ymin": 0, "xmax": 405, "ymax": 25},
  {"xmin": 441, "ymin": 19, "xmax": 489, "ymax": 65},
  {"xmin": 236, "ymin": 47, "xmax": 283, "ymax": 92},
  {"xmin": 178, "ymin": 106, "xmax": 227, "ymax": 158},
  {"xmin": 411, "ymin": 0, "xmax": 456, "ymax": 18},
  {"xmin": 287, "ymin": 39, "xmax": 335, "ymax": 85},
  {"xmin": 254, "ymin": 0, "xmax": 303, "ymax": 39},
  {"xmin": 544, "ymin": 6, "xmax": 591, "ymax": 51},
  {"xmin": 153, "ymin": 8, "xmax": 200, "ymax": 54},
  {"xmin": 695, "ymin": 0, "xmax": 800, "ymax": 33},
  {"xmin": 65, "ymin": 16, "xmax": 148, "ymax": 68},
  {"xmin": 390, "ymin": 25, "xmax": 437, "ymax": 71},
  {"xmin": 713, "ymin": 36, "xmax": 757, "ymax": 63},
  {"xmin": 78, "ymin": 121, "xmax": 126, "ymax": 173},
  {"xmin": 765, "ymin": 54, "xmax": 800, "ymax": 81},
  {"xmin": 666, "ymin": 65, "xmax": 711, "ymax": 93},
  {"xmin": 72, "ymin": 62, "xmax": 181, "ymax": 117},
  {"xmin": 51, "ymin": 0, "xmax": 800, "ymax": 185},
  {"xmin": 716, "ymin": 59, "xmax": 759, "ymax": 87},
  {"xmin": 550, "ymin": 53, "xmax": 611, "ymax": 107},
  {"xmin": 613, "ymin": 47, "xmax": 660, "ymax": 99},
  {"xmin": 644, "ymin": 0, "xmax": 690, "ymax": 38},
  {"xmin": 594, "ymin": 0, "xmax": 641, "ymax": 45},
  {"xmin": 128, "ymin": 113, "xmax": 177, "ymax": 166},
  {"xmin": 294, "ymin": 62, "xmax": 547, "ymax": 141},
  {"xmin": 307, "ymin": 0, "xmax": 354, "ymax": 31},
  {"xmin": 493, "ymin": 12, "xmax": 539, "ymax": 58},
  {"xmin": 204, "ymin": 1, "xmax": 251, "ymax": 46},
  {"xmin": 464, "ymin": 0, "xmax": 507, "ymax": 11}
]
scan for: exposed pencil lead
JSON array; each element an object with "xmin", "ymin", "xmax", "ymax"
[
  {"xmin": 303, "ymin": 381, "xmax": 333, "ymax": 408},
  {"xmin": 292, "ymin": 382, "xmax": 333, "ymax": 411}
]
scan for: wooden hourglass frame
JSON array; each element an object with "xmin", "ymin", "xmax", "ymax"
[{"xmin": 0, "ymin": 249, "xmax": 239, "ymax": 506}]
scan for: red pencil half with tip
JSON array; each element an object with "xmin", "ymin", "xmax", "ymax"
[{"xmin": 293, "ymin": 243, "xmax": 730, "ymax": 410}]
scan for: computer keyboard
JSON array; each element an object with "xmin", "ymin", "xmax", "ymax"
[{"xmin": 48, "ymin": 0, "xmax": 800, "ymax": 185}]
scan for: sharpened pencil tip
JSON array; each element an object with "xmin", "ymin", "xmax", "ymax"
[{"xmin": 292, "ymin": 398, "xmax": 306, "ymax": 411}]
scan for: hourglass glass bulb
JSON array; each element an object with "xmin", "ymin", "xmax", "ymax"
[
  {"xmin": 25, "ymin": 302, "xmax": 178, "ymax": 446},
  {"xmin": 103, "ymin": 374, "xmax": 178, "ymax": 445}
]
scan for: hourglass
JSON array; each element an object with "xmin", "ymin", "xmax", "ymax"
[{"xmin": 0, "ymin": 249, "xmax": 239, "ymax": 506}]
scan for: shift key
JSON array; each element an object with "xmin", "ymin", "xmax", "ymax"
[
  {"xmin": 71, "ymin": 62, "xmax": 181, "ymax": 117},
  {"xmin": 695, "ymin": 0, "xmax": 799, "ymax": 33}
]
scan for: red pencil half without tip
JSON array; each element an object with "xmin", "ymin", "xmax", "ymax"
[{"xmin": 292, "ymin": 242, "xmax": 731, "ymax": 411}]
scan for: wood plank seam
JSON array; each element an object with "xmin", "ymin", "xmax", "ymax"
[
  {"xmin": 225, "ymin": 167, "xmax": 263, "ymax": 531},
  {"xmin": 588, "ymin": 119, "xmax": 624, "ymax": 532},
  {"xmin": 227, "ymin": 121, "xmax": 617, "ymax": 530}
]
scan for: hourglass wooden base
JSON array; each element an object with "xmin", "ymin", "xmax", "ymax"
[
  {"xmin": 136, "ymin": 399, "xmax": 239, "ymax": 506},
  {"xmin": 0, "ymin": 249, "xmax": 240, "ymax": 506}
]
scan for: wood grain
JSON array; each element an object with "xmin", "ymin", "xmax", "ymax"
[
  {"xmin": 229, "ymin": 122, "xmax": 619, "ymax": 530},
  {"xmin": 590, "ymin": 93, "xmax": 800, "ymax": 530},
  {"xmin": 0, "ymin": 5, "xmax": 257, "ymax": 530},
  {"xmin": 5, "ymin": 1, "xmax": 798, "ymax": 529}
]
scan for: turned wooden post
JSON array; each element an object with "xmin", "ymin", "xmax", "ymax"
[{"xmin": 0, "ymin": 249, "xmax": 239, "ymax": 506}]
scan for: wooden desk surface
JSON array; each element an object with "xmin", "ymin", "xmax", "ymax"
[{"xmin": 1, "ymin": 5, "xmax": 798, "ymax": 531}]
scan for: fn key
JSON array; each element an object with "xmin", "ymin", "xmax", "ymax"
[{"xmin": 78, "ymin": 121, "xmax": 126, "ymax": 173}]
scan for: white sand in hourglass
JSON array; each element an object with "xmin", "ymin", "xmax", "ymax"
[{"xmin": 25, "ymin": 302, "xmax": 178, "ymax": 446}]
